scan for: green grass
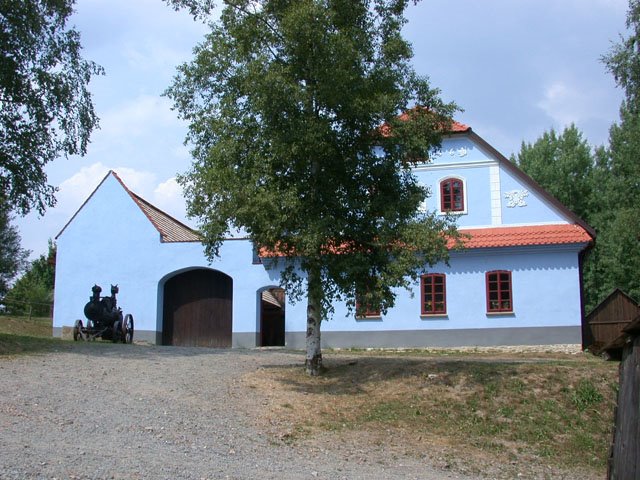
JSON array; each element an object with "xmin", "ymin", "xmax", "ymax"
[
  {"xmin": 0, "ymin": 315, "xmax": 53, "ymax": 337},
  {"xmin": 348, "ymin": 361, "xmax": 616, "ymax": 468},
  {"xmin": 250, "ymin": 353, "xmax": 619, "ymax": 475},
  {"xmin": 0, "ymin": 315, "xmax": 71, "ymax": 355},
  {"xmin": 0, "ymin": 332, "xmax": 71, "ymax": 356}
]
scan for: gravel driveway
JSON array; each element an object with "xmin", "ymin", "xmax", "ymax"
[{"xmin": 0, "ymin": 344, "xmax": 475, "ymax": 480}]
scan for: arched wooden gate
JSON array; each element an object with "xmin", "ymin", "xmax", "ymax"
[{"xmin": 162, "ymin": 269, "xmax": 232, "ymax": 347}]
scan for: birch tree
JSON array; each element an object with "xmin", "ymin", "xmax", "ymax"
[{"xmin": 166, "ymin": 0, "xmax": 459, "ymax": 375}]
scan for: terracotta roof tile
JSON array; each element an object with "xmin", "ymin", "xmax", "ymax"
[
  {"xmin": 379, "ymin": 108, "xmax": 471, "ymax": 137},
  {"xmin": 449, "ymin": 120, "xmax": 470, "ymax": 132},
  {"xmin": 260, "ymin": 224, "xmax": 592, "ymax": 258},
  {"xmin": 454, "ymin": 224, "xmax": 593, "ymax": 249},
  {"xmin": 131, "ymin": 193, "xmax": 201, "ymax": 243}
]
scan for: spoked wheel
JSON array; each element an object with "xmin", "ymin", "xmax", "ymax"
[
  {"xmin": 86, "ymin": 319, "xmax": 95, "ymax": 341},
  {"xmin": 122, "ymin": 314, "xmax": 134, "ymax": 344},
  {"xmin": 73, "ymin": 320, "xmax": 84, "ymax": 341},
  {"xmin": 112, "ymin": 318, "xmax": 122, "ymax": 343}
]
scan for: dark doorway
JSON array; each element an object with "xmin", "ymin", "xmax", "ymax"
[
  {"xmin": 162, "ymin": 269, "xmax": 232, "ymax": 347},
  {"xmin": 260, "ymin": 288, "xmax": 285, "ymax": 347}
]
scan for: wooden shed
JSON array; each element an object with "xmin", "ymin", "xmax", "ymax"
[{"xmin": 584, "ymin": 289, "xmax": 640, "ymax": 354}]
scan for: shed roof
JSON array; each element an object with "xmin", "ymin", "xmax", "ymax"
[{"xmin": 586, "ymin": 288, "xmax": 640, "ymax": 323}]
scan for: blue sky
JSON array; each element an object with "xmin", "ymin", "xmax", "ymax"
[{"xmin": 16, "ymin": 0, "xmax": 628, "ymax": 259}]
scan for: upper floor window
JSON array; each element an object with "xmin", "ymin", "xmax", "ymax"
[
  {"xmin": 440, "ymin": 177, "xmax": 465, "ymax": 212},
  {"xmin": 486, "ymin": 270, "xmax": 513, "ymax": 313},
  {"xmin": 421, "ymin": 274, "xmax": 446, "ymax": 315}
]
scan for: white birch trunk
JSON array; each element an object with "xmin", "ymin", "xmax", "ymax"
[{"xmin": 305, "ymin": 267, "xmax": 323, "ymax": 375}]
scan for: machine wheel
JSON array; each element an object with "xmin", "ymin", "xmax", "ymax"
[
  {"xmin": 86, "ymin": 319, "xmax": 95, "ymax": 341},
  {"xmin": 73, "ymin": 320, "xmax": 83, "ymax": 341},
  {"xmin": 112, "ymin": 319, "xmax": 122, "ymax": 343},
  {"xmin": 122, "ymin": 314, "xmax": 134, "ymax": 344}
]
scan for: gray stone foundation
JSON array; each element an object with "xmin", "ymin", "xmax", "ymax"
[{"xmin": 54, "ymin": 325, "xmax": 581, "ymax": 349}]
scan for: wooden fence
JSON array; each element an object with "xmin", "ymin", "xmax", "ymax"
[{"xmin": 608, "ymin": 316, "xmax": 640, "ymax": 479}]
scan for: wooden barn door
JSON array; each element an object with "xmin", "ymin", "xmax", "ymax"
[{"xmin": 162, "ymin": 269, "xmax": 233, "ymax": 347}]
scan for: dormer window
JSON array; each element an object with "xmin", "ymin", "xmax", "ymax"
[{"xmin": 440, "ymin": 177, "xmax": 465, "ymax": 212}]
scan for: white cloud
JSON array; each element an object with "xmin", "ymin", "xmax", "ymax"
[
  {"xmin": 56, "ymin": 162, "xmax": 111, "ymax": 215},
  {"xmin": 55, "ymin": 163, "xmax": 158, "ymax": 215},
  {"xmin": 536, "ymin": 80, "xmax": 605, "ymax": 129},
  {"xmin": 122, "ymin": 40, "xmax": 194, "ymax": 74},
  {"xmin": 97, "ymin": 95, "xmax": 177, "ymax": 140},
  {"xmin": 152, "ymin": 177, "xmax": 189, "ymax": 224}
]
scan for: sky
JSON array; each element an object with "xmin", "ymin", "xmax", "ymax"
[{"xmin": 15, "ymin": 0, "xmax": 629, "ymax": 259}]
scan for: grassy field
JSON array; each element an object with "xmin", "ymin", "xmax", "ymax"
[
  {"xmin": 0, "ymin": 315, "xmax": 70, "ymax": 355},
  {"xmin": 0, "ymin": 315, "xmax": 53, "ymax": 337},
  {"xmin": 246, "ymin": 350, "xmax": 619, "ymax": 478}
]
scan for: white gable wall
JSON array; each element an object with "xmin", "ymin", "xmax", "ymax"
[
  {"xmin": 53, "ymin": 174, "xmax": 279, "ymax": 344},
  {"xmin": 414, "ymin": 136, "xmax": 569, "ymax": 228}
]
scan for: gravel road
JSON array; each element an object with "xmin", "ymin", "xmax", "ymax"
[{"xmin": 0, "ymin": 344, "xmax": 476, "ymax": 480}]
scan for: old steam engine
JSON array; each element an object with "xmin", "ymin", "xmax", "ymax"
[{"xmin": 73, "ymin": 284, "xmax": 134, "ymax": 343}]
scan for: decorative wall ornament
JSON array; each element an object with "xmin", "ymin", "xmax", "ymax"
[
  {"xmin": 504, "ymin": 190, "xmax": 529, "ymax": 207},
  {"xmin": 429, "ymin": 146, "xmax": 470, "ymax": 160}
]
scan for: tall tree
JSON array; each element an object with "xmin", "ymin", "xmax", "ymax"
[
  {"xmin": 512, "ymin": 124, "xmax": 595, "ymax": 223},
  {"xmin": 166, "ymin": 0, "xmax": 459, "ymax": 375},
  {"xmin": 604, "ymin": 0, "xmax": 640, "ymax": 115},
  {"xmin": 512, "ymin": 125, "xmax": 611, "ymax": 311},
  {"xmin": 0, "ymin": 0, "xmax": 103, "ymax": 215},
  {"xmin": 594, "ymin": 0, "xmax": 640, "ymax": 306},
  {"xmin": 4, "ymin": 240, "xmax": 55, "ymax": 316},
  {"xmin": 0, "ymin": 201, "xmax": 29, "ymax": 298}
]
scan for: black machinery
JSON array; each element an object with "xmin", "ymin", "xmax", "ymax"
[{"xmin": 73, "ymin": 284, "xmax": 134, "ymax": 343}]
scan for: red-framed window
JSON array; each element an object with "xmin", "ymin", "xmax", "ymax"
[
  {"xmin": 355, "ymin": 298, "xmax": 380, "ymax": 317},
  {"xmin": 355, "ymin": 288, "xmax": 381, "ymax": 318},
  {"xmin": 440, "ymin": 178, "xmax": 464, "ymax": 212},
  {"xmin": 421, "ymin": 274, "xmax": 446, "ymax": 315},
  {"xmin": 486, "ymin": 270, "xmax": 513, "ymax": 313}
]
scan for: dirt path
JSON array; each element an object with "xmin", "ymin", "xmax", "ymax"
[{"xmin": 0, "ymin": 344, "xmax": 476, "ymax": 480}]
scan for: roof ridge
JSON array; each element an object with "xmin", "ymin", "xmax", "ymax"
[{"xmin": 109, "ymin": 171, "xmax": 169, "ymax": 240}]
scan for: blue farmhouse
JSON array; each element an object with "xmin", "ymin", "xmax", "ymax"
[{"xmin": 52, "ymin": 123, "xmax": 594, "ymax": 348}]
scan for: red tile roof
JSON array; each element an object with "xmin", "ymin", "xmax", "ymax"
[
  {"xmin": 449, "ymin": 120, "xmax": 471, "ymax": 132},
  {"xmin": 259, "ymin": 224, "xmax": 592, "ymax": 258},
  {"xmin": 454, "ymin": 224, "xmax": 593, "ymax": 249},
  {"xmin": 379, "ymin": 108, "xmax": 471, "ymax": 137}
]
